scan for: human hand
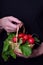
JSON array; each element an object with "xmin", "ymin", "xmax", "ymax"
[
  {"xmin": 14, "ymin": 43, "xmax": 43, "ymax": 58},
  {"xmin": 29, "ymin": 42, "xmax": 43, "ymax": 58},
  {"xmin": 0, "ymin": 16, "xmax": 23, "ymax": 32}
]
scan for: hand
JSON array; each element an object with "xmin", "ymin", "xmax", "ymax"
[
  {"xmin": 14, "ymin": 43, "xmax": 43, "ymax": 58},
  {"xmin": 0, "ymin": 16, "xmax": 23, "ymax": 32},
  {"xmin": 29, "ymin": 42, "xmax": 43, "ymax": 58}
]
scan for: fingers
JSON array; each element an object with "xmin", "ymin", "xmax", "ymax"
[
  {"xmin": 6, "ymin": 28, "xmax": 16, "ymax": 32},
  {"xmin": 14, "ymin": 50, "xmax": 24, "ymax": 57},
  {"xmin": 29, "ymin": 50, "xmax": 39, "ymax": 58},
  {"xmin": 8, "ymin": 16, "xmax": 23, "ymax": 28},
  {"xmin": 1, "ymin": 16, "xmax": 23, "ymax": 32},
  {"xmin": 7, "ymin": 22, "xmax": 18, "ymax": 29},
  {"xmin": 15, "ymin": 51, "xmax": 23, "ymax": 57},
  {"xmin": 40, "ymin": 42, "xmax": 43, "ymax": 47},
  {"xmin": 14, "ymin": 50, "xmax": 30, "ymax": 58},
  {"xmin": 4, "ymin": 21, "xmax": 20, "ymax": 32},
  {"xmin": 29, "ymin": 43, "xmax": 43, "ymax": 58},
  {"xmin": 8, "ymin": 16, "xmax": 23, "ymax": 24}
]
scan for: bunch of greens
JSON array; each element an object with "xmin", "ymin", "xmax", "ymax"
[
  {"xmin": 2, "ymin": 33, "xmax": 40, "ymax": 61},
  {"xmin": 2, "ymin": 33, "xmax": 16, "ymax": 61}
]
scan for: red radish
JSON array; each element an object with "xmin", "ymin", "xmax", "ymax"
[
  {"xmin": 28, "ymin": 37, "xmax": 35, "ymax": 44},
  {"xmin": 27, "ymin": 34, "xmax": 32, "ymax": 39},
  {"xmin": 12, "ymin": 37, "xmax": 17, "ymax": 43},
  {"xmin": 18, "ymin": 33, "xmax": 25, "ymax": 38},
  {"xmin": 23, "ymin": 34, "xmax": 28, "ymax": 41}
]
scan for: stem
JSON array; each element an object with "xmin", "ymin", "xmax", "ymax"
[
  {"xmin": 16, "ymin": 26, "xmax": 19, "ymax": 44},
  {"xmin": 23, "ymin": 26, "xmax": 25, "ymax": 33},
  {"xmin": 32, "ymin": 33, "xmax": 39, "ymax": 38}
]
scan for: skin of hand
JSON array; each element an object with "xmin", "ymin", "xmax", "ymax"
[
  {"xmin": 14, "ymin": 43, "xmax": 43, "ymax": 58},
  {"xmin": 0, "ymin": 16, "xmax": 23, "ymax": 32},
  {"xmin": 29, "ymin": 42, "xmax": 43, "ymax": 58}
]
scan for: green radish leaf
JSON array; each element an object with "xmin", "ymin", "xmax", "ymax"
[
  {"xmin": 2, "ymin": 54, "xmax": 8, "ymax": 61},
  {"xmin": 7, "ymin": 33, "xmax": 16, "ymax": 40},
  {"xmin": 3, "ymin": 33, "xmax": 16, "ymax": 52},
  {"xmin": 34, "ymin": 37, "xmax": 40, "ymax": 42},
  {"xmin": 2, "ymin": 51, "xmax": 10, "ymax": 61},
  {"xmin": 3, "ymin": 40, "xmax": 10, "ymax": 52},
  {"xmin": 9, "ymin": 49, "xmax": 16, "ymax": 59},
  {"xmin": 24, "ymin": 42, "xmax": 29, "ymax": 45},
  {"xmin": 2, "ymin": 33, "xmax": 16, "ymax": 61},
  {"xmin": 20, "ymin": 44, "xmax": 32, "ymax": 56},
  {"xmin": 18, "ymin": 38, "xmax": 23, "ymax": 45}
]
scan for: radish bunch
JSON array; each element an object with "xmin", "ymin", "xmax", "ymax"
[{"xmin": 12, "ymin": 33, "xmax": 35, "ymax": 45}]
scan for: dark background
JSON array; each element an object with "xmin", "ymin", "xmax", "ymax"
[{"xmin": 0, "ymin": 0, "xmax": 43, "ymax": 65}]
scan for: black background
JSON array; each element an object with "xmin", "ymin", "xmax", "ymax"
[{"xmin": 0, "ymin": 0, "xmax": 43, "ymax": 65}]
